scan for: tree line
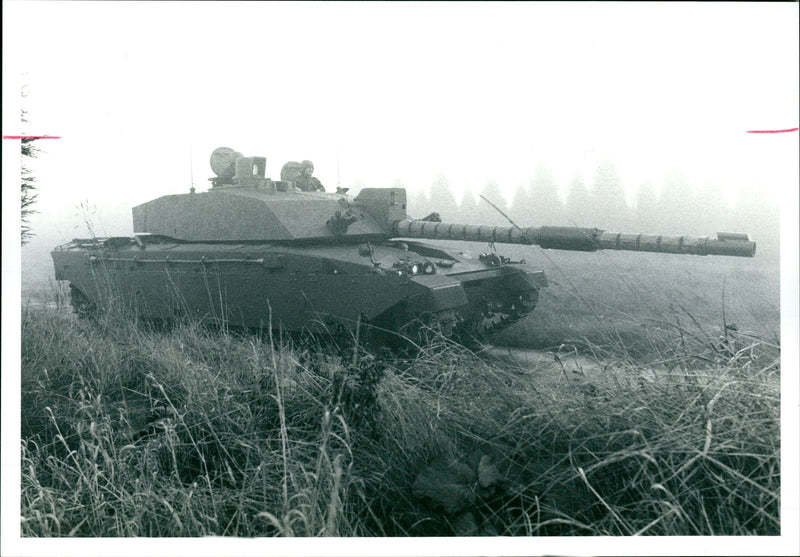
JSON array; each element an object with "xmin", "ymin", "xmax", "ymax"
[{"xmin": 406, "ymin": 160, "xmax": 779, "ymax": 256}]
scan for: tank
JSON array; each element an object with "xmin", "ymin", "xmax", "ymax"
[{"xmin": 51, "ymin": 147, "xmax": 757, "ymax": 345}]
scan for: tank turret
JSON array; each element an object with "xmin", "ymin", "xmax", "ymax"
[
  {"xmin": 130, "ymin": 184, "xmax": 755, "ymax": 257},
  {"xmin": 52, "ymin": 147, "xmax": 757, "ymax": 346}
]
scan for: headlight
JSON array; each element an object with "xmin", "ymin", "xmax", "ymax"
[{"xmin": 394, "ymin": 260, "xmax": 434, "ymax": 275}]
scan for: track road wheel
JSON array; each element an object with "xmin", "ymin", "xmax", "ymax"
[{"xmin": 69, "ymin": 285, "xmax": 96, "ymax": 318}]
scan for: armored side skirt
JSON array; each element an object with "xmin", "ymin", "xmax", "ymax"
[{"xmin": 51, "ymin": 240, "xmax": 546, "ymax": 340}]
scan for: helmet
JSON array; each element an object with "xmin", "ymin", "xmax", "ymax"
[
  {"xmin": 280, "ymin": 161, "xmax": 302, "ymax": 181},
  {"xmin": 300, "ymin": 160, "xmax": 315, "ymax": 171}
]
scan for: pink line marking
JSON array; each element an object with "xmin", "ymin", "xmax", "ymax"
[
  {"xmin": 746, "ymin": 128, "xmax": 798, "ymax": 134},
  {"xmin": 3, "ymin": 135, "xmax": 61, "ymax": 139}
]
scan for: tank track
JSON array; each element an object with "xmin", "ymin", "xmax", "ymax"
[{"xmin": 459, "ymin": 289, "xmax": 539, "ymax": 340}]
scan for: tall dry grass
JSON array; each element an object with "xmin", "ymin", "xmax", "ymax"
[{"xmin": 20, "ymin": 283, "xmax": 779, "ymax": 536}]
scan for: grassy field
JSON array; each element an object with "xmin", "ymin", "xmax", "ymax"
[
  {"xmin": 497, "ymin": 246, "xmax": 779, "ymax": 350},
  {"xmin": 19, "ymin": 248, "xmax": 781, "ymax": 537}
]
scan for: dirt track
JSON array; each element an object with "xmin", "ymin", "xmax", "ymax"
[{"xmin": 479, "ymin": 345, "xmax": 603, "ymax": 376}]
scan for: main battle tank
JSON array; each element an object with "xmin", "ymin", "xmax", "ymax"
[{"xmin": 51, "ymin": 147, "xmax": 756, "ymax": 345}]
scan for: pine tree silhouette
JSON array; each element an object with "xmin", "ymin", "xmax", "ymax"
[
  {"xmin": 407, "ymin": 187, "xmax": 430, "ymax": 220},
  {"xmin": 590, "ymin": 160, "xmax": 630, "ymax": 229},
  {"xmin": 529, "ymin": 163, "xmax": 564, "ymax": 226},
  {"xmin": 458, "ymin": 188, "xmax": 480, "ymax": 222},
  {"xmin": 510, "ymin": 181, "xmax": 531, "ymax": 225},
  {"xmin": 428, "ymin": 174, "xmax": 458, "ymax": 217},
  {"xmin": 476, "ymin": 180, "xmax": 508, "ymax": 225},
  {"xmin": 21, "ymin": 87, "xmax": 40, "ymax": 246},
  {"xmin": 565, "ymin": 175, "xmax": 592, "ymax": 226}
]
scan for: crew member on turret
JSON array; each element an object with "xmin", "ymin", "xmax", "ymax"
[
  {"xmin": 280, "ymin": 161, "xmax": 302, "ymax": 182},
  {"xmin": 295, "ymin": 160, "xmax": 325, "ymax": 192}
]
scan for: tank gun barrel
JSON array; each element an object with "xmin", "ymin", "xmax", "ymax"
[{"xmin": 392, "ymin": 220, "xmax": 756, "ymax": 258}]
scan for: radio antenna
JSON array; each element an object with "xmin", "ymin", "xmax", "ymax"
[
  {"xmin": 337, "ymin": 146, "xmax": 340, "ymax": 189},
  {"xmin": 189, "ymin": 146, "xmax": 195, "ymax": 193},
  {"xmin": 480, "ymin": 194, "xmax": 523, "ymax": 230}
]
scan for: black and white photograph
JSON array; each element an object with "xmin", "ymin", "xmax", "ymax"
[{"xmin": 3, "ymin": 2, "xmax": 798, "ymax": 556}]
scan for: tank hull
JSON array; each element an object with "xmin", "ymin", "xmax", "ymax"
[{"xmin": 52, "ymin": 237, "xmax": 546, "ymax": 344}]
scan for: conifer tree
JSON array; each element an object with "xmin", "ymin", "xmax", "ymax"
[
  {"xmin": 428, "ymin": 174, "xmax": 458, "ymax": 220},
  {"xmin": 565, "ymin": 175, "xmax": 592, "ymax": 226},
  {"xmin": 21, "ymin": 97, "xmax": 40, "ymax": 246},
  {"xmin": 458, "ymin": 188, "xmax": 480, "ymax": 222},
  {"xmin": 589, "ymin": 160, "xmax": 629, "ymax": 229},
  {"xmin": 528, "ymin": 163, "xmax": 563, "ymax": 225},
  {"xmin": 476, "ymin": 180, "xmax": 508, "ymax": 225},
  {"xmin": 406, "ymin": 185, "xmax": 430, "ymax": 220},
  {"xmin": 509, "ymin": 181, "xmax": 531, "ymax": 225}
]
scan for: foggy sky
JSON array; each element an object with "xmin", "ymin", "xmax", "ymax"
[{"xmin": 5, "ymin": 3, "xmax": 798, "ymax": 215}]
